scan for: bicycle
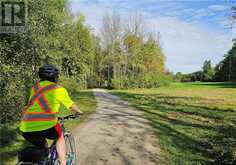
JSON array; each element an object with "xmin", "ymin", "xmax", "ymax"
[{"xmin": 17, "ymin": 114, "xmax": 79, "ymax": 165}]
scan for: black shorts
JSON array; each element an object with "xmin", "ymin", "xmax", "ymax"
[{"xmin": 21, "ymin": 123, "xmax": 62, "ymax": 148}]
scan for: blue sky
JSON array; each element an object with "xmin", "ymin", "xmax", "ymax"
[{"xmin": 69, "ymin": 0, "xmax": 235, "ymax": 73}]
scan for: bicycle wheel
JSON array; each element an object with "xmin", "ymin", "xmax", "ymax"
[{"xmin": 64, "ymin": 133, "xmax": 77, "ymax": 165}]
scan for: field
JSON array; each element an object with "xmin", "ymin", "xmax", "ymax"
[
  {"xmin": 110, "ymin": 82, "xmax": 236, "ymax": 164},
  {"xmin": 0, "ymin": 90, "xmax": 97, "ymax": 165}
]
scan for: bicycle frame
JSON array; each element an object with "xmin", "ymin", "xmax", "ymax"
[
  {"xmin": 48, "ymin": 141, "xmax": 58, "ymax": 163},
  {"xmin": 48, "ymin": 118, "xmax": 70, "ymax": 163},
  {"xmin": 48, "ymin": 115, "xmax": 78, "ymax": 164}
]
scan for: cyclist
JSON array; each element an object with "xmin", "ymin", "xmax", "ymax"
[{"xmin": 19, "ymin": 64, "xmax": 83, "ymax": 165}]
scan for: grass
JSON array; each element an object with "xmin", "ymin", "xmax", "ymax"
[
  {"xmin": 0, "ymin": 90, "xmax": 97, "ymax": 165},
  {"xmin": 110, "ymin": 82, "xmax": 236, "ymax": 165}
]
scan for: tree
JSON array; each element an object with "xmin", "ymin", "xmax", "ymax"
[
  {"xmin": 0, "ymin": 0, "xmax": 72, "ymax": 123},
  {"xmin": 202, "ymin": 60, "xmax": 215, "ymax": 81},
  {"xmin": 213, "ymin": 6, "xmax": 236, "ymax": 82},
  {"xmin": 101, "ymin": 12, "xmax": 122, "ymax": 88},
  {"xmin": 125, "ymin": 12, "xmax": 145, "ymax": 38},
  {"xmin": 175, "ymin": 72, "xmax": 183, "ymax": 81},
  {"xmin": 214, "ymin": 40, "xmax": 236, "ymax": 82}
]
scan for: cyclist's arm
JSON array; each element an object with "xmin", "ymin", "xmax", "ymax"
[{"xmin": 56, "ymin": 87, "xmax": 83, "ymax": 115}]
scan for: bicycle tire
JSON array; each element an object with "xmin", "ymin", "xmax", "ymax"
[{"xmin": 64, "ymin": 133, "xmax": 77, "ymax": 165}]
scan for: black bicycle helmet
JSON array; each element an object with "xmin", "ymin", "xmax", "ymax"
[{"xmin": 38, "ymin": 64, "xmax": 59, "ymax": 82}]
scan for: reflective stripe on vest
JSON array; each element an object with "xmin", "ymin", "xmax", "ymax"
[
  {"xmin": 22, "ymin": 81, "xmax": 59, "ymax": 121},
  {"xmin": 22, "ymin": 114, "xmax": 56, "ymax": 121},
  {"xmin": 27, "ymin": 83, "xmax": 58, "ymax": 107},
  {"xmin": 32, "ymin": 81, "xmax": 51, "ymax": 112}
]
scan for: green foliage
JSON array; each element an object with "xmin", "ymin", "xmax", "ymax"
[
  {"xmin": 214, "ymin": 40, "xmax": 236, "ymax": 82},
  {"xmin": 90, "ymin": 37, "xmax": 108, "ymax": 88},
  {"xmin": 59, "ymin": 75, "xmax": 81, "ymax": 93},
  {"xmin": 174, "ymin": 72, "xmax": 183, "ymax": 82},
  {"xmin": 174, "ymin": 60, "xmax": 214, "ymax": 83},
  {"xmin": 0, "ymin": 65, "xmax": 33, "ymax": 123},
  {"xmin": 111, "ymin": 74, "xmax": 171, "ymax": 89},
  {"xmin": 0, "ymin": 0, "xmax": 95, "ymax": 124},
  {"xmin": 202, "ymin": 60, "xmax": 215, "ymax": 81},
  {"xmin": 190, "ymin": 71, "xmax": 204, "ymax": 82},
  {"xmin": 106, "ymin": 33, "xmax": 169, "ymax": 89},
  {"xmin": 174, "ymin": 72, "xmax": 200, "ymax": 82}
]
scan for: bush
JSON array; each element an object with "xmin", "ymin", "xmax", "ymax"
[
  {"xmin": 0, "ymin": 65, "xmax": 33, "ymax": 124},
  {"xmin": 111, "ymin": 73, "xmax": 172, "ymax": 89},
  {"xmin": 59, "ymin": 75, "xmax": 85, "ymax": 94}
]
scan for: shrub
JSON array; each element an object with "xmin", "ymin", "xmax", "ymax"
[
  {"xmin": 111, "ymin": 73, "xmax": 172, "ymax": 89},
  {"xmin": 59, "ymin": 75, "xmax": 84, "ymax": 94},
  {"xmin": 0, "ymin": 65, "xmax": 33, "ymax": 124}
]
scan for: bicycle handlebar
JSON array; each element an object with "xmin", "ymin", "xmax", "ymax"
[{"xmin": 58, "ymin": 114, "xmax": 81, "ymax": 120}]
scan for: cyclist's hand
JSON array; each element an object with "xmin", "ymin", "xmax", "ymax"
[
  {"xmin": 75, "ymin": 111, "xmax": 83, "ymax": 117},
  {"xmin": 70, "ymin": 103, "xmax": 83, "ymax": 115}
]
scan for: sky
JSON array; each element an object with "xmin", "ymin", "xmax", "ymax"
[{"xmin": 69, "ymin": 0, "xmax": 235, "ymax": 73}]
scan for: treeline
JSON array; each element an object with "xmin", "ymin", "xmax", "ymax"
[
  {"xmin": 0, "ymin": 0, "xmax": 169, "ymax": 123},
  {"xmin": 175, "ymin": 40, "xmax": 236, "ymax": 82},
  {"xmin": 92, "ymin": 12, "xmax": 170, "ymax": 89}
]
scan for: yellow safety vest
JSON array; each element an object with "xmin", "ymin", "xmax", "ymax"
[
  {"xmin": 22, "ymin": 81, "xmax": 59, "ymax": 121},
  {"xmin": 20, "ymin": 81, "xmax": 74, "ymax": 132}
]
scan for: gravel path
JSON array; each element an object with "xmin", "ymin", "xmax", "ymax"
[{"xmin": 73, "ymin": 89, "xmax": 164, "ymax": 165}]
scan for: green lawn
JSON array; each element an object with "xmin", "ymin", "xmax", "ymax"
[
  {"xmin": 0, "ymin": 90, "xmax": 97, "ymax": 165},
  {"xmin": 110, "ymin": 82, "xmax": 236, "ymax": 165}
]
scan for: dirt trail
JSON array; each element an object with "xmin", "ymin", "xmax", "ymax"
[{"xmin": 73, "ymin": 89, "xmax": 164, "ymax": 165}]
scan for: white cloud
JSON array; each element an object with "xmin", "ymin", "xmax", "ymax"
[
  {"xmin": 165, "ymin": 10, "xmax": 185, "ymax": 17},
  {"xmin": 191, "ymin": 8, "xmax": 216, "ymax": 19},
  {"xmin": 208, "ymin": 5, "xmax": 229, "ymax": 11},
  {"xmin": 215, "ymin": 16, "xmax": 232, "ymax": 28},
  {"xmin": 148, "ymin": 16, "xmax": 232, "ymax": 73}
]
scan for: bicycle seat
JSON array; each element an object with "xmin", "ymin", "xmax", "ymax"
[{"xmin": 18, "ymin": 146, "xmax": 49, "ymax": 163}]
